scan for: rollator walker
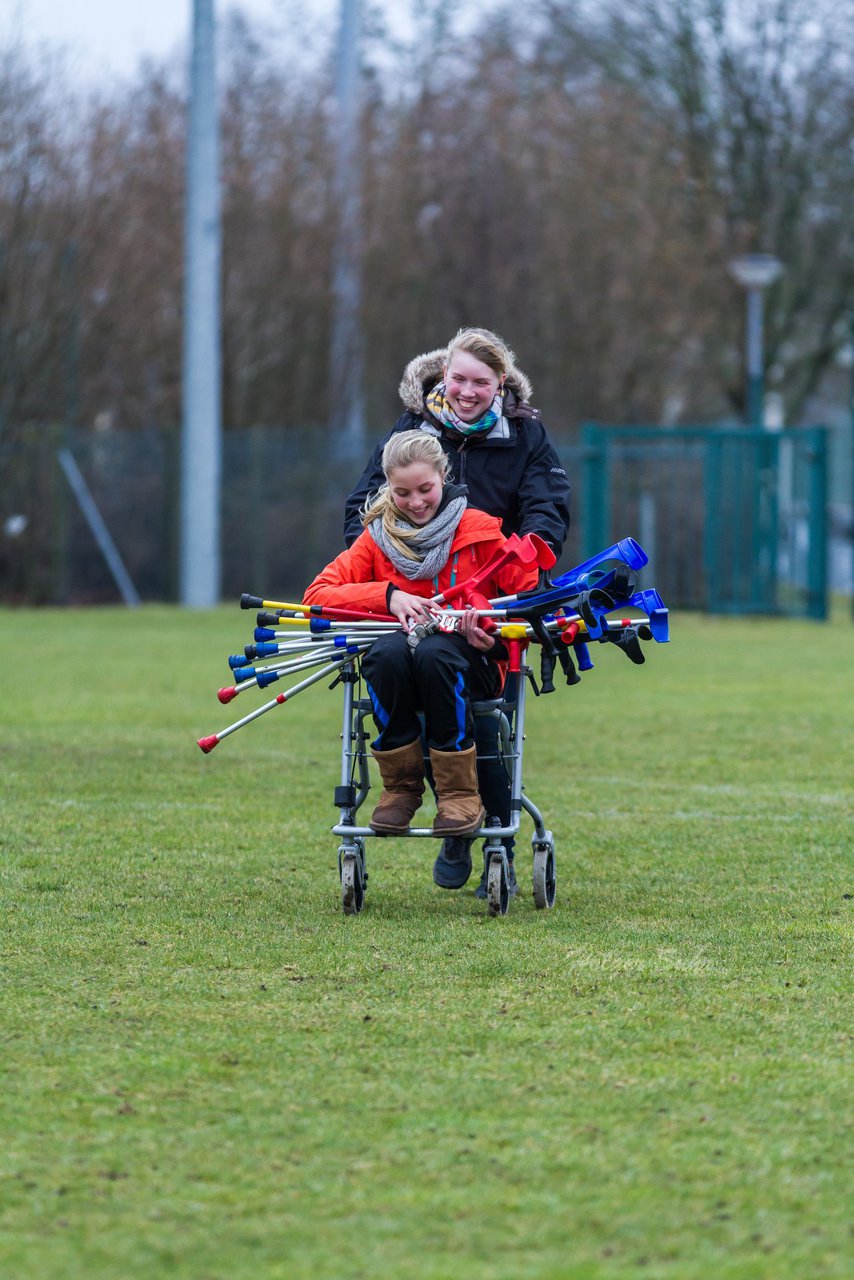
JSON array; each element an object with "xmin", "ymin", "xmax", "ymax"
[
  {"xmin": 332, "ymin": 625, "xmax": 553, "ymax": 918},
  {"xmin": 197, "ymin": 536, "xmax": 669, "ymax": 918}
]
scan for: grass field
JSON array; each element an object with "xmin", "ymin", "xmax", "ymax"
[{"xmin": 1, "ymin": 604, "xmax": 852, "ymax": 1280}]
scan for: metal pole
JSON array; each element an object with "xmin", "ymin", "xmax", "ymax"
[
  {"xmin": 746, "ymin": 286, "xmax": 764, "ymax": 430},
  {"xmin": 328, "ymin": 0, "xmax": 365, "ymax": 454},
  {"xmin": 806, "ymin": 427, "xmax": 829, "ymax": 621},
  {"xmin": 57, "ymin": 448, "xmax": 141, "ymax": 607},
  {"xmin": 180, "ymin": 0, "xmax": 222, "ymax": 607},
  {"xmin": 851, "ymin": 312, "xmax": 854, "ymax": 619},
  {"xmin": 728, "ymin": 255, "xmax": 781, "ymax": 431}
]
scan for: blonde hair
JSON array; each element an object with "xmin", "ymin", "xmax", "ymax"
[
  {"xmin": 445, "ymin": 327, "xmax": 515, "ymax": 380},
  {"xmin": 361, "ymin": 429, "xmax": 449, "ymax": 560}
]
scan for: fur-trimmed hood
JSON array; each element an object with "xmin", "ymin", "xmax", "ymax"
[{"xmin": 398, "ymin": 348, "xmax": 535, "ymax": 416}]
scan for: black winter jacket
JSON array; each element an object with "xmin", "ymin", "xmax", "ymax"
[{"xmin": 343, "ymin": 349, "xmax": 571, "ymax": 555}]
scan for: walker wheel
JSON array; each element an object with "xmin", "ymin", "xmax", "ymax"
[
  {"xmin": 487, "ymin": 849, "xmax": 509, "ymax": 917},
  {"xmin": 532, "ymin": 839, "xmax": 556, "ymax": 910},
  {"xmin": 340, "ymin": 851, "xmax": 365, "ymax": 915}
]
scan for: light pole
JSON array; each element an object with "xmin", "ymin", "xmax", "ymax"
[
  {"xmin": 727, "ymin": 253, "xmax": 783, "ymax": 430},
  {"xmin": 181, "ymin": 0, "xmax": 222, "ymax": 608},
  {"xmin": 850, "ymin": 311, "xmax": 854, "ymax": 620},
  {"xmin": 329, "ymin": 0, "xmax": 364, "ymax": 455}
]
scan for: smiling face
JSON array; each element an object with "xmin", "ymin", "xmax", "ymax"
[
  {"xmin": 443, "ymin": 350, "xmax": 504, "ymax": 423},
  {"xmin": 387, "ymin": 460, "xmax": 445, "ymax": 526}
]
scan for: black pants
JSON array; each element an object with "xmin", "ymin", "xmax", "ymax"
[
  {"xmin": 362, "ymin": 631, "xmax": 499, "ymax": 753},
  {"xmin": 471, "ymin": 697, "xmax": 513, "ymax": 841}
]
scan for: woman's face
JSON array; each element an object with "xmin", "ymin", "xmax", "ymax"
[
  {"xmin": 387, "ymin": 461, "xmax": 444, "ymax": 526},
  {"xmin": 443, "ymin": 351, "xmax": 504, "ymax": 423}
]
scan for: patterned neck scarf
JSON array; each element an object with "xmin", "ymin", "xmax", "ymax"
[{"xmin": 425, "ymin": 380, "xmax": 505, "ymax": 437}]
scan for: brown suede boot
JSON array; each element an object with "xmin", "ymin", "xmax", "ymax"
[
  {"xmin": 369, "ymin": 740, "xmax": 425, "ymax": 833},
  {"xmin": 429, "ymin": 745, "xmax": 486, "ymax": 837}
]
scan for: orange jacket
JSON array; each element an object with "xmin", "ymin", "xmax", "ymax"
[{"xmin": 303, "ymin": 508, "xmax": 539, "ymax": 613}]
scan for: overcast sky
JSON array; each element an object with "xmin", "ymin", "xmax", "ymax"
[{"xmin": 1, "ymin": 0, "xmax": 340, "ymax": 82}]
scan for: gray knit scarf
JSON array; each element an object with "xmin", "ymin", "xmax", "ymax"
[{"xmin": 367, "ymin": 494, "xmax": 467, "ymax": 581}]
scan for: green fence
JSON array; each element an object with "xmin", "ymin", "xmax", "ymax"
[
  {"xmin": 580, "ymin": 424, "xmax": 829, "ymax": 619},
  {"xmin": 0, "ymin": 423, "xmax": 830, "ymax": 615}
]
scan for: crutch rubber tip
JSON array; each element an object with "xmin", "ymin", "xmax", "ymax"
[
  {"xmin": 240, "ymin": 593, "xmax": 264, "ymax": 610},
  {"xmin": 217, "ymin": 687, "xmax": 238, "ymax": 704},
  {"xmin": 197, "ymin": 735, "xmax": 219, "ymax": 753}
]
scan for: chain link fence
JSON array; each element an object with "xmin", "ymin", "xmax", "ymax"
[
  {"xmin": 1, "ymin": 423, "xmax": 844, "ymax": 615},
  {"xmin": 0, "ymin": 427, "xmax": 586, "ymax": 605}
]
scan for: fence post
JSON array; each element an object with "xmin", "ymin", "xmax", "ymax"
[
  {"xmin": 757, "ymin": 431, "xmax": 780, "ymax": 614},
  {"xmin": 581, "ymin": 422, "xmax": 609, "ymax": 557},
  {"xmin": 250, "ymin": 424, "xmax": 268, "ymax": 593},
  {"xmin": 703, "ymin": 434, "xmax": 722, "ymax": 611},
  {"xmin": 165, "ymin": 427, "xmax": 181, "ymax": 602},
  {"xmin": 806, "ymin": 427, "xmax": 828, "ymax": 620}
]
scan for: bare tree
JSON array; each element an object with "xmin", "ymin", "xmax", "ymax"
[
  {"xmin": 539, "ymin": 0, "xmax": 854, "ymax": 420},
  {"xmin": 79, "ymin": 68, "xmax": 186, "ymax": 430},
  {"xmin": 4, "ymin": 0, "xmax": 854, "ymax": 443},
  {"xmin": 219, "ymin": 11, "xmax": 334, "ymax": 431},
  {"xmin": 0, "ymin": 44, "xmax": 84, "ymax": 434}
]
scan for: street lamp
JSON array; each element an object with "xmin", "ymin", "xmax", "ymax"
[{"xmin": 728, "ymin": 253, "xmax": 783, "ymax": 430}]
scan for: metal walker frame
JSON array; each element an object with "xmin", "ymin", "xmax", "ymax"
[{"xmin": 331, "ymin": 644, "xmax": 556, "ymax": 918}]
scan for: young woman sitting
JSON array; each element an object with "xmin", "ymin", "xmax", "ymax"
[{"xmin": 303, "ymin": 430, "xmax": 538, "ymax": 884}]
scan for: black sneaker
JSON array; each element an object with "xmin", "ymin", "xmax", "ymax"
[
  {"xmin": 432, "ymin": 837, "xmax": 474, "ymax": 889},
  {"xmin": 474, "ymin": 850, "xmax": 517, "ymax": 899}
]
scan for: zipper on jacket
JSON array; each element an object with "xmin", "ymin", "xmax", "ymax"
[{"xmin": 434, "ymin": 552, "xmax": 460, "ymax": 597}]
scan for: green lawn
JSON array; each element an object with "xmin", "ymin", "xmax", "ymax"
[{"xmin": 1, "ymin": 605, "xmax": 851, "ymax": 1279}]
